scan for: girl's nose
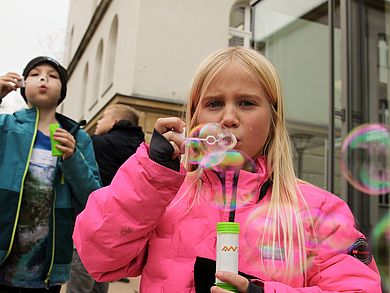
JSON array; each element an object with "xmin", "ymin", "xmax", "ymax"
[
  {"xmin": 39, "ymin": 76, "xmax": 48, "ymax": 83},
  {"xmin": 220, "ymin": 106, "xmax": 239, "ymax": 128}
]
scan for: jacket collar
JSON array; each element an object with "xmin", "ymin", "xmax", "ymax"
[
  {"xmin": 18, "ymin": 107, "xmax": 82, "ymax": 135},
  {"xmin": 201, "ymin": 155, "xmax": 271, "ymax": 207}
]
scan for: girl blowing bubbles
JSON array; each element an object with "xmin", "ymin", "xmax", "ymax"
[{"xmin": 73, "ymin": 47, "xmax": 381, "ymax": 292}]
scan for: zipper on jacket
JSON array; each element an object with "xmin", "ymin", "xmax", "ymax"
[
  {"xmin": 228, "ymin": 171, "xmax": 239, "ymax": 222},
  {"xmin": 217, "ymin": 171, "xmax": 239, "ymax": 222},
  {"xmin": 44, "ymin": 185, "xmax": 57, "ymax": 288},
  {"xmin": 2, "ymin": 108, "xmax": 40, "ymax": 263},
  {"xmin": 216, "ymin": 170, "xmax": 272, "ymax": 223},
  {"xmin": 220, "ymin": 171, "xmax": 226, "ymax": 207},
  {"xmin": 44, "ymin": 117, "xmax": 67, "ymax": 286}
]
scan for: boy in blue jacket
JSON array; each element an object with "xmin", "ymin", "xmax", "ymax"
[{"xmin": 0, "ymin": 56, "xmax": 101, "ymax": 292}]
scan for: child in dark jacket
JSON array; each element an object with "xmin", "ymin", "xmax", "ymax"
[
  {"xmin": 92, "ymin": 104, "xmax": 145, "ymax": 186},
  {"xmin": 0, "ymin": 56, "xmax": 101, "ymax": 292},
  {"xmin": 67, "ymin": 104, "xmax": 144, "ymax": 293}
]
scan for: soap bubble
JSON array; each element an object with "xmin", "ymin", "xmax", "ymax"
[
  {"xmin": 184, "ymin": 123, "xmax": 258, "ymax": 209},
  {"xmin": 340, "ymin": 123, "xmax": 390, "ymax": 195},
  {"xmin": 184, "ymin": 123, "xmax": 237, "ymax": 165}
]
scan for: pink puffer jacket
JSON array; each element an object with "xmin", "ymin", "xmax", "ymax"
[{"xmin": 73, "ymin": 143, "xmax": 381, "ymax": 292}]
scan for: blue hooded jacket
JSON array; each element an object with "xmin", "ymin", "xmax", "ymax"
[{"xmin": 0, "ymin": 107, "xmax": 101, "ymax": 286}]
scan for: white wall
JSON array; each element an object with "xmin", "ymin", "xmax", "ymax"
[
  {"xmin": 65, "ymin": 0, "xmax": 100, "ymax": 66},
  {"xmin": 133, "ymin": 0, "xmax": 235, "ymax": 102},
  {"xmin": 62, "ymin": 0, "xmax": 239, "ymax": 122}
]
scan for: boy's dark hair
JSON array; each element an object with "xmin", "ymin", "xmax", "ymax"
[{"xmin": 20, "ymin": 56, "xmax": 68, "ymax": 105}]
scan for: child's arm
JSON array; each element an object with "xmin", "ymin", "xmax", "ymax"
[
  {"xmin": 59, "ymin": 131, "xmax": 102, "ymax": 207},
  {"xmin": 73, "ymin": 143, "xmax": 186, "ymax": 282}
]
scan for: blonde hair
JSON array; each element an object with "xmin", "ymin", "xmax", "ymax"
[
  {"xmin": 183, "ymin": 47, "xmax": 311, "ymax": 284},
  {"xmin": 105, "ymin": 104, "xmax": 140, "ymax": 126}
]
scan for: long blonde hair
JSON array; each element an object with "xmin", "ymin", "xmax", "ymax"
[{"xmin": 183, "ymin": 47, "xmax": 311, "ymax": 283}]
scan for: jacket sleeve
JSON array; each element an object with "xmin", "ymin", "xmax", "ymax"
[
  {"xmin": 73, "ymin": 143, "xmax": 186, "ymax": 282},
  {"xmin": 262, "ymin": 192, "xmax": 382, "ymax": 292},
  {"xmin": 58, "ymin": 130, "xmax": 102, "ymax": 207}
]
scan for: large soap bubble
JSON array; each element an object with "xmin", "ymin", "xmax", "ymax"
[{"xmin": 340, "ymin": 123, "xmax": 390, "ymax": 195}]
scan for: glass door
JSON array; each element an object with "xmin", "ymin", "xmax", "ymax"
[{"xmin": 252, "ymin": 0, "xmax": 342, "ymax": 194}]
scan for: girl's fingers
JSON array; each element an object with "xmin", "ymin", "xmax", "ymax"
[
  {"xmin": 163, "ymin": 131, "xmax": 186, "ymax": 154},
  {"xmin": 154, "ymin": 117, "xmax": 186, "ymax": 157},
  {"xmin": 211, "ymin": 272, "xmax": 249, "ymax": 293},
  {"xmin": 155, "ymin": 117, "xmax": 185, "ymax": 134},
  {"xmin": 170, "ymin": 141, "xmax": 182, "ymax": 159}
]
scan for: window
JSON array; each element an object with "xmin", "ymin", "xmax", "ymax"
[
  {"xmin": 68, "ymin": 26, "xmax": 74, "ymax": 62},
  {"xmin": 103, "ymin": 15, "xmax": 118, "ymax": 91},
  {"xmin": 80, "ymin": 63, "xmax": 89, "ymax": 119},
  {"xmin": 252, "ymin": 0, "xmax": 341, "ymax": 191},
  {"xmin": 89, "ymin": 40, "xmax": 103, "ymax": 110},
  {"xmin": 229, "ymin": 2, "xmax": 252, "ymax": 48}
]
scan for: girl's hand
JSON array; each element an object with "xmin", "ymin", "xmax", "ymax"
[
  {"xmin": 0, "ymin": 72, "xmax": 23, "ymax": 99},
  {"xmin": 210, "ymin": 271, "xmax": 249, "ymax": 293},
  {"xmin": 154, "ymin": 117, "xmax": 186, "ymax": 159},
  {"xmin": 53, "ymin": 128, "xmax": 76, "ymax": 161}
]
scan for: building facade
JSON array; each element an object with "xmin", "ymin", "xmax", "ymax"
[{"xmin": 61, "ymin": 0, "xmax": 389, "ymax": 289}]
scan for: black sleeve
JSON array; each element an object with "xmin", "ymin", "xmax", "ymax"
[
  {"xmin": 149, "ymin": 129, "xmax": 180, "ymax": 171},
  {"xmin": 246, "ymin": 281, "xmax": 264, "ymax": 293}
]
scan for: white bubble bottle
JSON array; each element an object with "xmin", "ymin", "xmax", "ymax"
[{"xmin": 216, "ymin": 222, "xmax": 240, "ymax": 292}]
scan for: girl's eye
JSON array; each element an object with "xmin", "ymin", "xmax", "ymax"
[
  {"xmin": 239, "ymin": 100, "xmax": 256, "ymax": 107},
  {"xmin": 30, "ymin": 73, "xmax": 39, "ymax": 77},
  {"xmin": 206, "ymin": 100, "xmax": 223, "ymax": 108},
  {"xmin": 50, "ymin": 75, "xmax": 59, "ymax": 79}
]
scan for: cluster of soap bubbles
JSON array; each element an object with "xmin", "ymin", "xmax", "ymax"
[
  {"xmin": 183, "ymin": 122, "xmax": 255, "ymax": 173},
  {"xmin": 340, "ymin": 123, "xmax": 390, "ymax": 195},
  {"xmin": 182, "ymin": 123, "xmax": 258, "ymax": 209}
]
